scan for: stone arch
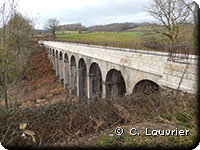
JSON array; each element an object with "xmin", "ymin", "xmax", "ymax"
[
  {"xmin": 64, "ymin": 53, "xmax": 69, "ymax": 89},
  {"xmin": 132, "ymin": 79, "xmax": 160, "ymax": 95},
  {"xmin": 78, "ymin": 58, "xmax": 87, "ymax": 98},
  {"xmin": 59, "ymin": 51, "xmax": 64, "ymax": 83},
  {"xmin": 105, "ymin": 69, "xmax": 126, "ymax": 98},
  {"xmin": 52, "ymin": 49, "xmax": 55, "ymax": 56},
  {"xmin": 52, "ymin": 49, "xmax": 55, "ymax": 69},
  {"xmin": 56, "ymin": 50, "xmax": 58, "ymax": 58},
  {"xmin": 59, "ymin": 51, "xmax": 63, "ymax": 59},
  {"xmin": 64, "ymin": 53, "xmax": 69, "ymax": 63},
  {"xmin": 70, "ymin": 55, "xmax": 77, "ymax": 95},
  {"xmin": 45, "ymin": 46, "xmax": 48, "ymax": 52},
  {"xmin": 89, "ymin": 63, "xmax": 102, "ymax": 99},
  {"xmin": 55, "ymin": 50, "xmax": 59, "ymax": 78},
  {"xmin": 50, "ymin": 48, "xmax": 53, "ymax": 63}
]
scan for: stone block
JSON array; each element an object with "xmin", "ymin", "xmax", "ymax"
[
  {"xmin": 172, "ymin": 71, "xmax": 183, "ymax": 78},
  {"xmin": 167, "ymin": 75, "xmax": 180, "ymax": 84},
  {"xmin": 187, "ymin": 73, "xmax": 197, "ymax": 80},
  {"xmin": 181, "ymin": 78, "xmax": 196, "ymax": 89},
  {"xmin": 187, "ymin": 65, "xmax": 198, "ymax": 75},
  {"xmin": 165, "ymin": 63, "xmax": 173, "ymax": 70},
  {"xmin": 173, "ymin": 65, "xmax": 186, "ymax": 73}
]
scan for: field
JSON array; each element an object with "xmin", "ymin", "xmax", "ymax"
[
  {"xmin": 57, "ymin": 31, "xmax": 143, "ymax": 43},
  {"xmin": 56, "ymin": 30, "xmax": 89, "ymax": 34},
  {"xmin": 55, "ymin": 24, "xmax": 195, "ymax": 54}
]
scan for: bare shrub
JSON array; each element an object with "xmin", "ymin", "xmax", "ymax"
[{"xmin": 0, "ymin": 88, "xmax": 197, "ymax": 147}]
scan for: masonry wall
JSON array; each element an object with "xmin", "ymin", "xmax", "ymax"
[{"xmin": 159, "ymin": 61, "xmax": 198, "ymax": 93}]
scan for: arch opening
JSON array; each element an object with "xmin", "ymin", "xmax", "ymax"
[
  {"xmin": 70, "ymin": 55, "xmax": 77, "ymax": 95},
  {"xmin": 89, "ymin": 63, "xmax": 102, "ymax": 99},
  {"xmin": 59, "ymin": 51, "xmax": 63, "ymax": 60},
  {"xmin": 52, "ymin": 49, "xmax": 55, "ymax": 70},
  {"xmin": 78, "ymin": 58, "xmax": 87, "ymax": 99},
  {"xmin": 64, "ymin": 53, "xmax": 69, "ymax": 63},
  {"xmin": 105, "ymin": 69, "xmax": 126, "ymax": 98},
  {"xmin": 52, "ymin": 49, "xmax": 55, "ymax": 56},
  {"xmin": 64, "ymin": 53, "xmax": 69, "ymax": 89},
  {"xmin": 55, "ymin": 51, "xmax": 59, "ymax": 78},
  {"xmin": 49, "ymin": 49, "xmax": 52, "ymax": 63},
  {"xmin": 132, "ymin": 80, "xmax": 160, "ymax": 95},
  {"xmin": 56, "ymin": 51, "xmax": 58, "ymax": 58},
  {"xmin": 59, "ymin": 51, "xmax": 64, "ymax": 84}
]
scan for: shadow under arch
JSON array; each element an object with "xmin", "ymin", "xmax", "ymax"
[
  {"xmin": 55, "ymin": 50, "xmax": 59, "ymax": 78},
  {"xmin": 64, "ymin": 53, "xmax": 69, "ymax": 89},
  {"xmin": 105, "ymin": 69, "xmax": 126, "ymax": 98},
  {"xmin": 59, "ymin": 51, "xmax": 63, "ymax": 60},
  {"xmin": 52, "ymin": 49, "xmax": 55, "ymax": 57},
  {"xmin": 132, "ymin": 79, "xmax": 160, "ymax": 95},
  {"xmin": 70, "ymin": 55, "xmax": 77, "ymax": 95},
  {"xmin": 59, "ymin": 51, "xmax": 64, "ymax": 83},
  {"xmin": 78, "ymin": 58, "xmax": 87, "ymax": 99},
  {"xmin": 89, "ymin": 62, "xmax": 102, "ymax": 99}
]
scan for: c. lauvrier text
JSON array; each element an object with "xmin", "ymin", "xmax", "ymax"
[{"xmin": 145, "ymin": 128, "xmax": 190, "ymax": 136}]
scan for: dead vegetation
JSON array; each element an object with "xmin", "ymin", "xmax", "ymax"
[{"xmin": 0, "ymin": 88, "xmax": 198, "ymax": 148}]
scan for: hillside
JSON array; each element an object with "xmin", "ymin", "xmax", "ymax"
[
  {"xmin": 0, "ymin": 44, "xmax": 72, "ymax": 110},
  {"xmin": 54, "ymin": 23, "xmax": 196, "ymax": 54},
  {"xmin": 87, "ymin": 22, "xmax": 141, "ymax": 32},
  {"xmin": 58, "ymin": 23, "xmax": 87, "ymax": 31},
  {"xmin": 56, "ymin": 22, "xmax": 142, "ymax": 33}
]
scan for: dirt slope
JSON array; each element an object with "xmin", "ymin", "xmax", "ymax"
[{"xmin": 17, "ymin": 44, "xmax": 73, "ymax": 108}]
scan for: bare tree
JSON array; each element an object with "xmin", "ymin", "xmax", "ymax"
[
  {"xmin": 0, "ymin": 0, "xmax": 33, "ymax": 112},
  {"xmin": 145, "ymin": 0, "xmax": 191, "ymax": 47},
  {"xmin": 180, "ymin": 1, "xmax": 199, "ymax": 52},
  {"xmin": 180, "ymin": 0, "xmax": 198, "ymax": 25},
  {"xmin": 44, "ymin": 18, "xmax": 59, "ymax": 37}
]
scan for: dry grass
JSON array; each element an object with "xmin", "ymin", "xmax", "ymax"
[{"xmin": 0, "ymin": 89, "xmax": 198, "ymax": 148}]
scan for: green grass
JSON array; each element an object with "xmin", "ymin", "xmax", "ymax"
[
  {"xmin": 56, "ymin": 31, "xmax": 143, "ymax": 43},
  {"xmin": 126, "ymin": 25, "xmax": 164, "ymax": 32},
  {"xmin": 56, "ymin": 24, "xmax": 194, "ymax": 46},
  {"xmin": 56, "ymin": 30, "xmax": 89, "ymax": 34},
  {"xmin": 94, "ymin": 133, "xmax": 197, "ymax": 147},
  {"xmin": 126, "ymin": 24, "xmax": 195, "ymax": 45}
]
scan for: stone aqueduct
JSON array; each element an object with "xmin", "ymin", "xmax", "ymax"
[{"xmin": 39, "ymin": 41, "xmax": 198, "ymax": 99}]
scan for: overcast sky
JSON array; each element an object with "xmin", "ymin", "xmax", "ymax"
[
  {"xmin": 14, "ymin": 0, "xmax": 154, "ymax": 29},
  {"xmin": 8, "ymin": 0, "xmax": 197, "ymax": 29}
]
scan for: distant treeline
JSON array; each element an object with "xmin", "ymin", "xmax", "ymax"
[
  {"xmin": 58, "ymin": 22, "xmax": 144, "ymax": 32},
  {"xmin": 35, "ymin": 22, "xmax": 193, "ymax": 34},
  {"xmin": 58, "ymin": 23, "xmax": 87, "ymax": 31}
]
